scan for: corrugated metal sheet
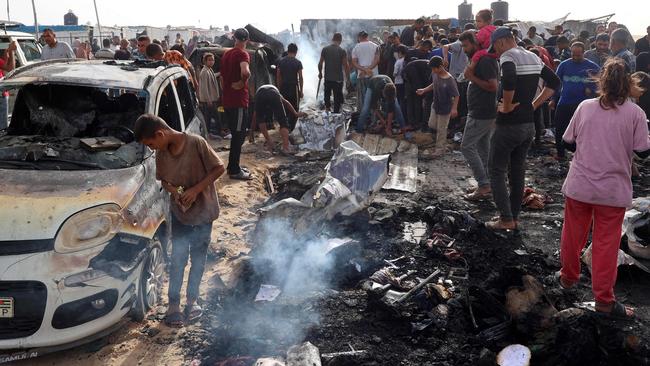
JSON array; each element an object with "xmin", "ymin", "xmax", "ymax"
[{"xmin": 349, "ymin": 133, "xmax": 418, "ymax": 193}]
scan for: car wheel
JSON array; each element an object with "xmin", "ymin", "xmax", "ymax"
[{"xmin": 130, "ymin": 239, "xmax": 165, "ymax": 322}]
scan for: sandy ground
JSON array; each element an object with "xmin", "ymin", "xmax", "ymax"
[{"xmin": 18, "ymin": 134, "xmax": 289, "ymax": 366}]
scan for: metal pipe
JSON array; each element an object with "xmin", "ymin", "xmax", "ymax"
[
  {"xmin": 93, "ymin": 0, "xmax": 102, "ymax": 42},
  {"xmin": 6, "ymin": 0, "xmax": 10, "ymax": 21},
  {"xmin": 31, "ymin": 0, "xmax": 38, "ymax": 39}
]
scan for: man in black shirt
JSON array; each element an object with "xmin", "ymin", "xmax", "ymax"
[
  {"xmin": 635, "ymin": 26, "xmax": 650, "ymax": 56},
  {"xmin": 252, "ymin": 85, "xmax": 307, "ymax": 155},
  {"xmin": 355, "ymin": 75, "xmax": 406, "ymax": 135},
  {"xmin": 402, "ymin": 59, "xmax": 431, "ymax": 131},
  {"xmin": 406, "ymin": 40, "xmax": 433, "ymax": 64},
  {"xmin": 277, "ymin": 43, "xmax": 304, "ymax": 131},
  {"xmin": 319, "ymin": 33, "xmax": 350, "ymax": 113},
  {"xmin": 401, "ymin": 18, "xmax": 425, "ymax": 48},
  {"xmin": 458, "ymin": 31, "xmax": 499, "ymax": 201},
  {"xmin": 486, "ymin": 27, "xmax": 561, "ymax": 231}
]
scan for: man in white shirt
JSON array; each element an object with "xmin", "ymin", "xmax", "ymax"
[
  {"xmin": 525, "ymin": 26, "xmax": 544, "ymax": 47},
  {"xmin": 40, "ymin": 29, "xmax": 76, "ymax": 60},
  {"xmin": 351, "ymin": 31, "xmax": 379, "ymax": 111}
]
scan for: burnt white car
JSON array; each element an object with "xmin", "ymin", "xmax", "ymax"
[{"xmin": 0, "ymin": 59, "xmax": 206, "ymax": 363}]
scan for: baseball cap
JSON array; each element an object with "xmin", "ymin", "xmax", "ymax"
[
  {"xmin": 233, "ymin": 28, "xmax": 249, "ymax": 41},
  {"xmin": 358, "ymin": 30, "xmax": 368, "ymax": 38},
  {"xmin": 488, "ymin": 26, "xmax": 513, "ymax": 53}
]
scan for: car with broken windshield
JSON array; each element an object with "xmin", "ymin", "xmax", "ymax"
[{"xmin": 0, "ymin": 58, "xmax": 206, "ymax": 363}]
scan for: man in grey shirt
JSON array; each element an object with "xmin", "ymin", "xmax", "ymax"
[
  {"xmin": 585, "ymin": 33, "xmax": 611, "ymax": 67},
  {"xmin": 318, "ymin": 32, "xmax": 350, "ymax": 113},
  {"xmin": 94, "ymin": 38, "xmax": 116, "ymax": 59},
  {"xmin": 41, "ymin": 29, "xmax": 75, "ymax": 60}
]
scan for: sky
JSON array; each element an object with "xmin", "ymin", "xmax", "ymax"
[{"xmin": 2, "ymin": 0, "xmax": 648, "ymax": 37}]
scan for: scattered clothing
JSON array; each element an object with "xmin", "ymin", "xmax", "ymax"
[{"xmin": 94, "ymin": 47, "xmax": 115, "ymax": 59}]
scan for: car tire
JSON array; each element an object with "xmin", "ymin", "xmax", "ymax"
[{"xmin": 130, "ymin": 238, "xmax": 165, "ymax": 322}]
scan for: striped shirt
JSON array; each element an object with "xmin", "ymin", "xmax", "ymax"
[{"xmin": 497, "ymin": 46, "xmax": 560, "ymax": 125}]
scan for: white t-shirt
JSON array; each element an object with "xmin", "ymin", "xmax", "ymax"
[
  {"xmin": 393, "ymin": 58, "xmax": 404, "ymax": 84},
  {"xmin": 351, "ymin": 41, "xmax": 379, "ymax": 78}
]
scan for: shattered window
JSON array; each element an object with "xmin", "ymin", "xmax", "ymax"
[
  {"xmin": 157, "ymin": 82, "xmax": 183, "ymax": 132},
  {"xmin": 174, "ymin": 76, "xmax": 196, "ymax": 125},
  {"xmin": 0, "ymin": 84, "xmax": 147, "ymax": 170}
]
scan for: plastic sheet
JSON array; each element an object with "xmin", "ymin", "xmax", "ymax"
[
  {"xmin": 622, "ymin": 197, "xmax": 650, "ymax": 259},
  {"xmin": 295, "ymin": 112, "xmax": 348, "ymax": 151}
]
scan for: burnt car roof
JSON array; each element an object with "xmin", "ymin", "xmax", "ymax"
[{"xmin": 1, "ymin": 59, "xmax": 178, "ymax": 90}]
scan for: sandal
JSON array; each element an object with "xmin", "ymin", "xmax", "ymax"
[
  {"xmin": 552, "ymin": 271, "xmax": 576, "ymax": 291},
  {"xmin": 464, "ymin": 190, "xmax": 492, "ymax": 202},
  {"xmin": 230, "ymin": 170, "xmax": 254, "ymax": 181},
  {"xmin": 184, "ymin": 304, "xmax": 203, "ymax": 323},
  {"xmin": 164, "ymin": 312, "xmax": 184, "ymax": 328},
  {"xmin": 595, "ymin": 301, "xmax": 635, "ymax": 320},
  {"xmin": 485, "ymin": 219, "xmax": 518, "ymax": 231}
]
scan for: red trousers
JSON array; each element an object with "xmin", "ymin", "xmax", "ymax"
[{"xmin": 560, "ymin": 197, "xmax": 626, "ymax": 304}]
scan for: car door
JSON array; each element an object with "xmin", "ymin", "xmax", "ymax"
[
  {"xmin": 154, "ymin": 77, "xmax": 185, "ymax": 132},
  {"xmin": 172, "ymin": 72, "xmax": 206, "ymax": 138}
]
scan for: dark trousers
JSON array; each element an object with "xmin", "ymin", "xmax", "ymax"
[
  {"xmin": 534, "ymin": 106, "xmax": 544, "ymax": 142},
  {"xmin": 406, "ymin": 88, "xmax": 424, "ymax": 130},
  {"xmin": 449, "ymin": 81, "xmax": 469, "ymax": 127},
  {"xmin": 396, "ymin": 83, "xmax": 406, "ymax": 122},
  {"xmin": 324, "ymin": 80, "xmax": 344, "ymax": 113},
  {"xmin": 200, "ymin": 102, "xmax": 221, "ymax": 134},
  {"xmin": 280, "ymin": 83, "xmax": 299, "ymax": 131},
  {"xmin": 554, "ymin": 103, "xmax": 580, "ymax": 158},
  {"xmin": 489, "ymin": 123, "xmax": 535, "ymax": 221},
  {"xmin": 224, "ymin": 107, "xmax": 249, "ymax": 175},
  {"xmin": 168, "ymin": 215, "xmax": 213, "ymax": 305}
]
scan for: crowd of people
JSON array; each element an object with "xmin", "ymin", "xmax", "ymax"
[
  {"xmin": 39, "ymin": 29, "xmax": 203, "ymax": 62},
  {"xmin": 26, "ymin": 14, "xmax": 650, "ymax": 326},
  {"xmin": 324, "ymin": 13, "xmax": 649, "ymax": 320}
]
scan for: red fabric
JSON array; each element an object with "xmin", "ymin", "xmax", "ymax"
[
  {"xmin": 535, "ymin": 46, "xmax": 554, "ymax": 70},
  {"xmin": 0, "ymin": 58, "xmax": 7, "ymax": 97},
  {"xmin": 560, "ymin": 196, "xmax": 625, "ymax": 304},
  {"xmin": 220, "ymin": 47, "xmax": 250, "ymax": 108},
  {"xmin": 471, "ymin": 49, "xmax": 499, "ymax": 64}
]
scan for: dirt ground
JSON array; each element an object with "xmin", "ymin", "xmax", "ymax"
[
  {"xmin": 18, "ymin": 136, "xmax": 288, "ymax": 366},
  {"xmin": 16, "ymin": 129, "xmax": 650, "ymax": 366}
]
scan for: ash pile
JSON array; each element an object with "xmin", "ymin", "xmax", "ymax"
[{"xmin": 188, "ymin": 141, "xmax": 650, "ymax": 366}]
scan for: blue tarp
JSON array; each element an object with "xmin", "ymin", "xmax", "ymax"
[{"xmin": 13, "ymin": 25, "xmax": 92, "ymax": 34}]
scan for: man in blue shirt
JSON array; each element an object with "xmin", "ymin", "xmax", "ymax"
[{"xmin": 552, "ymin": 42, "xmax": 600, "ymax": 159}]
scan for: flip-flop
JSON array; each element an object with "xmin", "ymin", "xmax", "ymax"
[
  {"xmin": 164, "ymin": 312, "xmax": 184, "ymax": 328},
  {"xmin": 595, "ymin": 301, "xmax": 635, "ymax": 320},
  {"xmin": 184, "ymin": 304, "xmax": 203, "ymax": 323},
  {"xmin": 230, "ymin": 170, "xmax": 254, "ymax": 181}
]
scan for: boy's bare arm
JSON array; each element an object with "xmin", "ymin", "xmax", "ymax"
[{"xmin": 180, "ymin": 164, "xmax": 226, "ymax": 206}]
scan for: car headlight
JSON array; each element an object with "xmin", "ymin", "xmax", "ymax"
[{"xmin": 54, "ymin": 204, "xmax": 123, "ymax": 254}]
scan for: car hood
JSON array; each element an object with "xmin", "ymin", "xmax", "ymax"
[{"xmin": 0, "ymin": 166, "xmax": 145, "ymax": 240}]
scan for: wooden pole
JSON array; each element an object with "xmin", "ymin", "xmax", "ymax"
[{"xmin": 93, "ymin": 0, "xmax": 102, "ymax": 41}]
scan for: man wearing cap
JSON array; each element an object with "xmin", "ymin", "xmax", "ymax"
[
  {"xmin": 318, "ymin": 33, "xmax": 350, "ymax": 113},
  {"xmin": 220, "ymin": 28, "xmax": 253, "ymax": 180},
  {"xmin": 485, "ymin": 27, "xmax": 561, "ymax": 231},
  {"xmin": 352, "ymin": 31, "xmax": 379, "ymax": 112}
]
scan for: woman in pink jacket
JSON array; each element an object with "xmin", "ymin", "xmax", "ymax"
[{"xmin": 559, "ymin": 58, "xmax": 650, "ymax": 319}]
